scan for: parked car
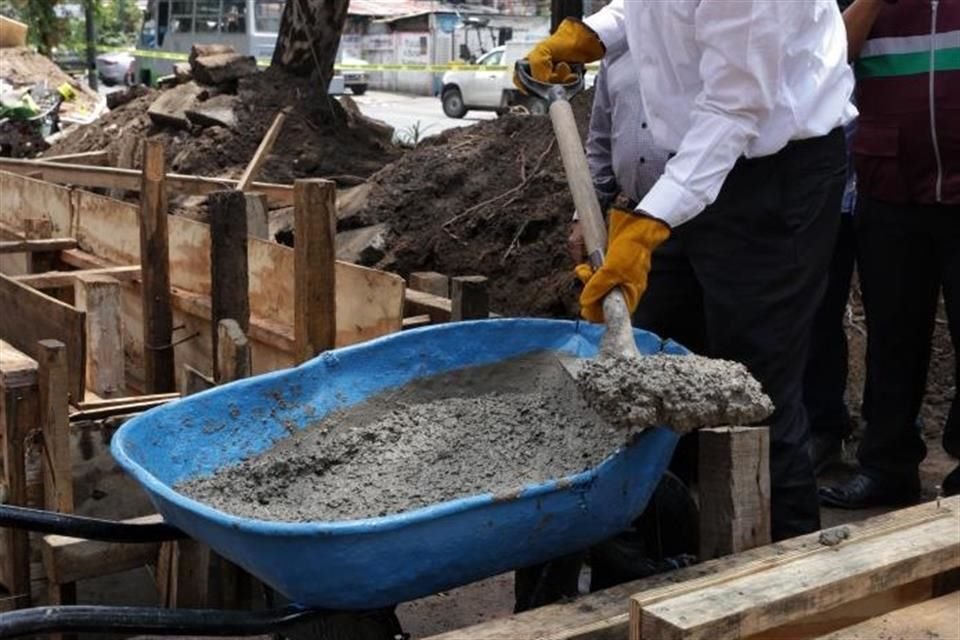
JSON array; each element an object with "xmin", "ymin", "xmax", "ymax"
[
  {"xmin": 440, "ymin": 42, "xmax": 546, "ymax": 119},
  {"xmin": 340, "ymin": 55, "xmax": 369, "ymax": 96},
  {"xmin": 96, "ymin": 51, "xmax": 136, "ymax": 86}
]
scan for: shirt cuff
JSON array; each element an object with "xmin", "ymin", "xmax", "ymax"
[
  {"xmin": 638, "ymin": 175, "xmax": 705, "ymax": 228},
  {"xmin": 583, "ymin": 11, "xmax": 621, "ymax": 50}
]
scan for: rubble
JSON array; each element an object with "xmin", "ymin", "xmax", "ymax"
[
  {"xmin": 147, "ymin": 80, "xmax": 203, "ymax": 129},
  {"xmin": 46, "ymin": 66, "xmax": 398, "ymax": 187},
  {"xmin": 191, "ymin": 52, "xmax": 257, "ymax": 85},
  {"xmin": 336, "ymin": 223, "xmax": 390, "ymax": 266},
  {"xmin": 0, "ymin": 46, "xmax": 100, "ymax": 123}
]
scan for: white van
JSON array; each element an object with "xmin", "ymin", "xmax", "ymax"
[{"xmin": 440, "ymin": 42, "xmax": 546, "ymax": 118}]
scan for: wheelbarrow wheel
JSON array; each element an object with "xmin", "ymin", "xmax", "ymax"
[{"xmin": 284, "ymin": 607, "xmax": 405, "ymax": 640}]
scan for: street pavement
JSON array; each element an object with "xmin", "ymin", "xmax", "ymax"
[{"xmin": 349, "ymin": 90, "xmax": 496, "ymax": 143}]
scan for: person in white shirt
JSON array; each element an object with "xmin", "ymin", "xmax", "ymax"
[{"xmin": 520, "ymin": 1, "xmax": 855, "ymax": 539}]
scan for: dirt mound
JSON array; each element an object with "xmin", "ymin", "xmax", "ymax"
[
  {"xmin": 356, "ymin": 91, "xmax": 594, "ymax": 318},
  {"xmin": 46, "ymin": 66, "xmax": 398, "ymax": 183}
]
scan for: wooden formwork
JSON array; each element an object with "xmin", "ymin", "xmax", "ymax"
[{"xmin": 0, "ymin": 152, "xmax": 498, "ymax": 610}]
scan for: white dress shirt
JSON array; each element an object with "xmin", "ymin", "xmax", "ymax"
[{"xmin": 585, "ymin": 0, "xmax": 858, "ymax": 228}]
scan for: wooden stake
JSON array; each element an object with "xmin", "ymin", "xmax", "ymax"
[
  {"xmin": 23, "ymin": 217, "xmax": 56, "ymax": 274},
  {"xmin": 138, "ymin": 139, "xmax": 175, "ymax": 393},
  {"xmin": 0, "ymin": 342, "xmax": 39, "ymax": 609},
  {"xmin": 451, "ymin": 275, "xmax": 489, "ymax": 321},
  {"xmin": 236, "ymin": 108, "xmax": 289, "ymax": 192},
  {"xmin": 698, "ymin": 426, "xmax": 771, "ymax": 561},
  {"xmin": 293, "ymin": 178, "xmax": 337, "ymax": 363},
  {"xmin": 409, "ymin": 271, "xmax": 450, "ymax": 298},
  {"xmin": 207, "ymin": 191, "xmax": 250, "ymax": 371},
  {"xmin": 37, "ymin": 339, "xmax": 73, "ymax": 514},
  {"xmin": 217, "ymin": 319, "xmax": 251, "ymax": 383},
  {"xmin": 74, "ymin": 274, "xmax": 125, "ymax": 398}
]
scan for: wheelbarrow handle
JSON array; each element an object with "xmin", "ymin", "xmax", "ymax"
[
  {"xmin": 0, "ymin": 604, "xmax": 321, "ymax": 637},
  {"xmin": 0, "ymin": 504, "xmax": 185, "ymax": 543}
]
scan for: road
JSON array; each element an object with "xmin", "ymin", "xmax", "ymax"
[{"xmin": 350, "ymin": 90, "xmax": 495, "ymax": 143}]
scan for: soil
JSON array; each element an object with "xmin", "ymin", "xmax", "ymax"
[
  {"xmin": 44, "ymin": 66, "xmax": 398, "ymax": 185},
  {"xmin": 353, "ymin": 90, "xmax": 596, "ymax": 318},
  {"xmin": 573, "ymin": 353, "xmax": 773, "ymax": 433},
  {"xmin": 179, "ymin": 352, "xmax": 629, "ymax": 522}
]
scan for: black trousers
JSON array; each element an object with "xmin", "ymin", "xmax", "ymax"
[
  {"xmin": 856, "ymin": 197, "xmax": 960, "ymax": 479},
  {"xmin": 804, "ymin": 213, "xmax": 857, "ymax": 440},
  {"xmin": 674, "ymin": 128, "xmax": 847, "ymax": 540}
]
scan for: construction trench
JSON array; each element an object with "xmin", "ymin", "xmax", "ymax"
[{"xmin": 0, "ymin": 44, "xmax": 958, "ymax": 640}]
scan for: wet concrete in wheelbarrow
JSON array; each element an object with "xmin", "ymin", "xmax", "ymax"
[{"xmin": 179, "ymin": 351, "xmax": 772, "ymax": 522}]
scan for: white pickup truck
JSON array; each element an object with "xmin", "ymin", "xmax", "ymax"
[{"xmin": 440, "ymin": 42, "xmax": 548, "ymax": 118}]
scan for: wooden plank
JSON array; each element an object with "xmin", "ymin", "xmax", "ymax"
[
  {"xmin": 236, "ymin": 108, "xmax": 288, "ymax": 192},
  {"xmin": 451, "ymin": 275, "xmax": 489, "ymax": 321},
  {"xmin": 402, "ymin": 314, "xmax": 432, "ymax": 329},
  {"xmin": 244, "ymin": 192, "xmax": 270, "ymax": 240},
  {"xmin": 14, "ymin": 266, "xmax": 141, "ymax": 290},
  {"xmin": 423, "ymin": 499, "xmax": 960, "ymax": 640},
  {"xmin": 0, "ymin": 238, "xmax": 77, "ymax": 254},
  {"xmin": 217, "ymin": 319, "xmax": 251, "ymax": 384},
  {"xmin": 41, "ymin": 150, "xmax": 110, "ymax": 166},
  {"xmin": 208, "ymin": 191, "xmax": 250, "ymax": 369},
  {"xmin": 70, "ymin": 393, "xmax": 179, "ymax": 421},
  {"xmin": 0, "ymin": 274, "xmax": 86, "ymax": 402},
  {"xmin": 293, "ymin": 179, "xmax": 337, "ymax": 363},
  {"xmin": 23, "ymin": 218, "xmax": 57, "ymax": 274},
  {"xmin": 37, "ymin": 340, "xmax": 73, "ymax": 514},
  {"xmin": 409, "ymin": 271, "xmax": 449, "ymax": 298},
  {"xmin": 74, "ymin": 275, "xmax": 125, "ymax": 398},
  {"xmin": 157, "ymin": 538, "xmax": 209, "ymax": 608},
  {"xmin": 139, "ymin": 140, "xmax": 175, "ymax": 393},
  {"xmin": 405, "ymin": 288, "xmax": 453, "ymax": 324},
  {"xmin": 0, "ymin": 341, "xmax": 38, "ymax": 608},
  {"xmin": 698, "ymin": 427, "xmax": 771, "ymax": 560},
  {"xmin": 812, "ymin": 591, "xmax": 960, "ymax": 640},
  {"xmin": 632, "ymin": 498, "xmax": 960, "ymax": 640},
  {"xmin": 0, "ymin": 160, "xmax": 294, "ymax": 207},
  {"xmin": 753, "ymin": 578, "xmax": 934, "ymax": 639},
  {"xmin": 40, "ymin": 514, "xmax": 162, "ymax": 584}
]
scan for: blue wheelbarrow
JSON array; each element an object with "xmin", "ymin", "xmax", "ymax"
[{"xmin": 0, "ymin": 319, "xmax": 684, "ymax": 637}]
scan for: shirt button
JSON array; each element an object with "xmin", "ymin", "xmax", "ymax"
[
  {"xmin": 640, "ymin": 157, "xmax": 646, "ymax": 164},
  {"xmin": 641, "ymin": 122, "xmax": 647, "ymax": 129}
]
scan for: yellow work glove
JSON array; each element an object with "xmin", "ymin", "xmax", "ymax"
[
  {"xmin": 515, "ymin": 19, "xmax": 606, "ymax": 89},
  {"xmin": 574, "ymin": 210, "xmax": 671, "ymax": 323}
]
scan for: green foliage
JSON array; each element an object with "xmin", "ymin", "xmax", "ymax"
[{"xmin": 7, "ymin": 0, "xmax": 142, "ymax": 56}]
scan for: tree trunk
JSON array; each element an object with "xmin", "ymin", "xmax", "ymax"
[{"xmin": 271, "ymin": 0, "xmax": 350, "ymax": 87}]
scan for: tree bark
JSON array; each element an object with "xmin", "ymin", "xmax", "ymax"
[{"xmin": 271, "ymin": 0, "xmax": 350, "ymax": 86}]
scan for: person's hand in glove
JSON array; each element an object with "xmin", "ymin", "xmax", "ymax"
[
  {"xmin": 515, "ymin": 19, "xmax": 606, "ymax": 88},
  {"xmin": 574, "ymin": 210, "xmax": 671, "ymax": 323}
]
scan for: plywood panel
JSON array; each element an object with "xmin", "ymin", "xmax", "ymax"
[
  {"xmin": 0, "ymin": 171, "xmax": 73, "ymax": 236},
  {"xmin": 0, "ymin": 274, "xmax": 85, "ymax": 401}
]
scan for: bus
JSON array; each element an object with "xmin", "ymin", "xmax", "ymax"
[{"xmin": 134, "ymin": 0, "xmax": 367, "ymax": 94}]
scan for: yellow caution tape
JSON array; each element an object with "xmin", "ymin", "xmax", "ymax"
[{"xmin": 125, "ymin": 48, "xmax": 599, "ymax": 73}]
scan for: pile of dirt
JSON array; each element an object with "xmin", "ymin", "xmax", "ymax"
[
  {"xmin": 353, "ymin": 91, "xmax": 595, "ymax": 318},
  {"xmin": 0, "ymin": 46, "xmax": 101, "ymax": 121},
  {"xmin": 45, "ymin": 66, "xmax": 399, "ymax": 184}
]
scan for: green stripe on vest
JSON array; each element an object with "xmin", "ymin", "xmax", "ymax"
[{"xmin": 857, "ymin": 47, "xmax": 960, "ymax": 78}]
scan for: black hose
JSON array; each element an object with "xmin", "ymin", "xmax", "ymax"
[
  {"xmin": 0, "ymin": 505, "xmax": 185, "ymax": 543},
  {"xmin": 0, "ymin": 604, "xmax": 323, "ymax": 638}
]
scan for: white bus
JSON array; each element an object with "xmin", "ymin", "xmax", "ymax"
[{"xmin": 134, "ymin": 0, "xmax": 367, "ymax": 94}]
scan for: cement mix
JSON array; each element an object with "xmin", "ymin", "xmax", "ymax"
[
  {"xmin": 571, "ymin": 354, "xmax": 774, "ymax": 434},
  {"xmin": 179, "ymin": 353, "xmax": 628, "ymax": 522}
]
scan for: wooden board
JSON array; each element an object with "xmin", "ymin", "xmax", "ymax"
[
  {"xmin": 41, "ymin": 514, "xmax": 163, "ymax": 584},
  {"xmin": 0, "ymin": 238, "xmax": 77, "ymax": 254},
  {"xmin": 0, "ymin": 160, "xmax": 294, "ymax": 207},
  {"xmin": 813, "ymin": 591, "xmax": 960, "ymax": 640},
  {"xmin": 423, "ymin": 499, "xmax": 960, "ymax": 640},
  {"xmin": 0, "ymin": 171, "xmax": 73, "ymax": 237},
  {"xmin": 0, "ymin": 274, "xmax": 85, "ymax": 401},
  {"xmin": 632, "ymin": 497, "xmax": 960, "ymax": 640}
]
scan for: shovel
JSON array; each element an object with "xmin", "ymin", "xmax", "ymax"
[
  {"xmin": 514, "ymin": 60, "xmax": 638, "ymax": 364},
  {"xmin": 513, "ymin": 60, "xmax": 774, "ymax": 433}
]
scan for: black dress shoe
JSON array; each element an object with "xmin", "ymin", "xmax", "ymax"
[
  {"xmin": 819, "ymin": 472, "xmax": 921, "ymax": 509},
  {"xmin": 943, "ymin": 466, "xmax": 960, "ymax": 497}
]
